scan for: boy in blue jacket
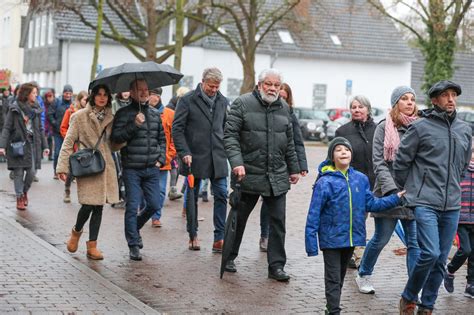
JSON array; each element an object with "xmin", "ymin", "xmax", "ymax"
[{"xmin": 305, "ymin": 137, "xmax": 404, "ymax": 315}]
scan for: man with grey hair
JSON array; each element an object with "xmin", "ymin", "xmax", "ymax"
[
  {"xmin": 224, "ymin": 68, "xmax": 300, "ymax": 281},
  {"xmin": 172, "ymin": 67, "xmax": 229, "ymax": 252}
]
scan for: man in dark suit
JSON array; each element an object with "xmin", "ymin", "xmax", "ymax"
[{"xmin": 172, "ymin": 67, "xmax": 229, "ymax": 252}]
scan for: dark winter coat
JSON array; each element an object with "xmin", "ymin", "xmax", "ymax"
[
  {"xmin": 290, "ymin": 108, "xmax": 308, "ymax": 172},
  {"xmin": 335, "ymin": 118, "xmax": 376, "ymax": 189},
  {"xmin": 224, "ymin": 89, "xmax": 300, "ymax": 197},
  {"xmin": 371, "ymin": 120, "xmax": 415, "ymax": 220},
  {"xmin": 0, "ymin": 100, "xmax": 47, "ymax": 170},
  {"xmin": 305, "ymin": 160, "xmax": 400, "ymax": 256},
  {"xmin": 172, "ymin": 84, "xmax": 229, "ymax": 179},
  {"xmin": 111, "ymin": 100, "xmax": 166, "ymax": 169},
  {"xmin": 47, "ymin": 96, "xmax": 72, "ymax": 136},
  {"xmin": 394, "ymin": 108, "xmax": 472, "ymax": 211},
  {"xmin": 460, "ymin": 164, "xmax": 474, "ymax": 224}
]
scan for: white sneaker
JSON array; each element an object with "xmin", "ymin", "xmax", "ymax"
[{"xmin": 356, "ymin": 274, "xmax": 375, "ymax": 294}]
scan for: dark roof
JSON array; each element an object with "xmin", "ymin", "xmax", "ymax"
[
  {"xmin": 201, "ymin": 0, "xmax": 414, "ymax": 62},
  {"xmin": 53, "ymin": 3, "xmax": 139, "ymax": 43},
  {"xmin": 411, "ymin": 49, "xmax": 474, "ymax": 107}
]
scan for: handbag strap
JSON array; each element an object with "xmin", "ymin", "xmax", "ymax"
[{"xmin": 78, "ymin": 129, "xmax": 106, "ymax": 151}]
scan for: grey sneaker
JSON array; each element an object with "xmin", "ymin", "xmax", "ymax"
[
  {"xmin": 356, "ymin": 274, "xmax": 375, "ymax": 294},
  {"xmin": 443, "ymin": 272, "xmax": 454, "ymax": 293},
  {"xmin": 168, "ymin": 186, "xmax": 183, "ymax": 200}
]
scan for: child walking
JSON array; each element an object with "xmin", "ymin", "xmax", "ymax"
[
  {"xmin": 305, "ymin": 137, "xmax": 404, "ymax": 314},
  {"xmin": 443, "ymin": 148, "xmax": 474, "ymax": 298}
]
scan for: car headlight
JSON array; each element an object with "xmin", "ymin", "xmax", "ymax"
[{"xmin": 307, "ymin": 122, "xmax": 317, "ymax": 130}]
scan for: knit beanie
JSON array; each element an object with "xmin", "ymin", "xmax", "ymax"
[
  {"xmin": 63, "ymin": 84, "xmax": 73, "ymax": 93},
  {"xmin": 390, "ymin": 86, "xmax": 416, "ymax": 108},
  {"xmin": 327, "ymin": 137, "xmax": 353, "ymax": 162}
]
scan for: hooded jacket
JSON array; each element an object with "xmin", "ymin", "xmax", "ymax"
[
  {"xmin": 393, "ymin": 108, "xmax": 472, "ymax": 211},
  {"xmin": 305, "ymin": 160, "xmax": 400, "ymax": 256}
]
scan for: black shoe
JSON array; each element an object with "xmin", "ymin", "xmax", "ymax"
[
  {"xmin": 129, "ymin": 246, "xmax": 142, "ymax": 261},
  {"xmin": 224, "ymin": 260, "xmax": 237, "ymax": 273},
  {"xmin": 268, "ymin": 268, "xmax": 290, "ymax": 282},
  {"xmin": 202, "ymin": 191, "xmax": 209, "ymax": 202}
]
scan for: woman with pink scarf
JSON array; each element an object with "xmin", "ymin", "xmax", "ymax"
[{"xmin": 355, "ymin": 86, "xmax": 421, "ymax": 295}]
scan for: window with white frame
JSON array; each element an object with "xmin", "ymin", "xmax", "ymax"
[
  {"xmin": 47, "ymin": 14, "xmax": 54, "ymax": 44},
  {"xmin": 227, "ymin": 78, "xmax": 243, "ymax": 101},
  {"xmin": 28, "ymin": 19, "xmax": 33, "ymax": 48},
  {"xmin": 34, "ymin": 17, "xmax": 40, "ymax": 47},
  {"xmin": 40, "ymin": 15, "xmax": 47, "ymax": 46},
  {"xmin": 277, "ymin": 30, "xmax": 294, "ymax": 44},
  {"xmin": 168, "ymin": 18, "xmax": 189, "ymax": 45}
]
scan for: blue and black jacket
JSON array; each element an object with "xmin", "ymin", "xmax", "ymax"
[{"xmin": 305, "ymin": 160, "xmax": 400, "ymax": 256}]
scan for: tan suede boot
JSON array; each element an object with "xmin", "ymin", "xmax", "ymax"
[
  {"xmin": 86, "ymin": 240, "xmax": 104, "ymax": 260},
  {"xmin": 66, "ymin": 227, "xmax": 82, "ymax": 253}
]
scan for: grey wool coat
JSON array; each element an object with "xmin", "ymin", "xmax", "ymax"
[
  {"xmin": 0, "ymin": 100, "xmax": 47, "ymax": 170},
  {"xmin": 172, "ymin": 84, "xmax": 229, "ymax": 179},
  {"xmin": 371, "ymin": 120, "xmax": 414, "ymax": 220},
  {"xmin": 56, "ymin": 104, "xmax": 119, "ymax": 205}
]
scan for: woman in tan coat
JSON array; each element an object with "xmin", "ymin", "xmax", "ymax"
[{"xmin": 56, "ymin": 84, "xmax": 119, "ymax": 260}]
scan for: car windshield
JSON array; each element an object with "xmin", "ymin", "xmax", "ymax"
[{"xmin": 298, "ymin": 109, "xmax": 329, "ymax": 121}]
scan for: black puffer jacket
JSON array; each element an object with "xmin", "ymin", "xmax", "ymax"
[
  {"xmin": 336, "ymin": 118, "xmax": 376, "ymax": 189},
  {"xmin": 111, "ymin": 100, "xmax": 166, "ymax": 169},
  {"xmin": 224, "ymin": 89, "xmax": 300, "ymax": 196},
  {"xmin": 47, "ymin": 96, "xmax": 72, "ymax": 135}
]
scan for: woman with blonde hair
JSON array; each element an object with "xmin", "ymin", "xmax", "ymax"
[
  {"xmin": 57, "ymin": 84, "xmax": 119, "ymax": 260},
  {"xmin": 355, "ymin": 86, "xmax": 420, "ymax": 294}
]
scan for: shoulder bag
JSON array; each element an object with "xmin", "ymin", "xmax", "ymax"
[{"xmin": 69, "ymin": 130, "xmax": 106, "ymax": 178}]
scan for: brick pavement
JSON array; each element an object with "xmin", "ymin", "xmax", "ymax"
[
  {"xmin": 0, "ymin": 212, "xmax": 158, "ymax": 314},
  {"xmin": 0, "ymin": 145, "xmax": 472, "ymax": 314}
]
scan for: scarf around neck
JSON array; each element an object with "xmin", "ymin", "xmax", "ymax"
[{"xmin": 383, "ymin": 111, "xmax": 418, "ymax": 161}]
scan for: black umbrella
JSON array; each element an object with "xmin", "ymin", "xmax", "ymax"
[
  {"xmin": 185, "ymin": 167, "xmax": 198, "ymax": 246},
  {"xmin": 88, "ymin": 61, "xmax": 183, "ymax": 93},
  {"xmin": 220, "ymin": 182, "xmax": 241, "ymax": 279}
]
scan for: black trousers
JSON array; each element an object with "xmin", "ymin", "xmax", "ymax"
[
  {"xmin": 229, "ymin": 192, "xmax": 287, "ymax": 270},
  {"xmin": 75, "ymin": 205, "xmax": 103, "ymax": 241},
  {"xmin": 447, "ymin": 224, "xmax": 474, "ymax": 284},
  {"xmin": 322, "ymin": 247, "xmax": 355, "ymax": 315}
]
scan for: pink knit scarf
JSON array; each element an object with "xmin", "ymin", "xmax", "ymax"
[{"xmin": 384, "ymin": 112, "xmax": 418, "ymax": 161}]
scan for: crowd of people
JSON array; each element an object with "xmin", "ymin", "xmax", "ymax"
[{"xmin": 0, "ymin": 69, "xmax": 472, "ymax": 315}]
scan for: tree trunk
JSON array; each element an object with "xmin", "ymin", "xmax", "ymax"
[
  {"xmin": 240, "ymin": 54, "xmax": 256, "ymax": 94},
  {"xmin": 90, "ymin": 0, "xmax": 103, "ymax": 81},
  {"xmin": 145, "ymin": 1, "xmax": 158, "ymax": 61},
  {"xmin": 173, "ymin": 0, "xmax": 184, "ymax": 94}
]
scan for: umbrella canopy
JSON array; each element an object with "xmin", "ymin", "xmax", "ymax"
[
  {"xmin": 89, "ymin": 61, "xmax": 183, "ymax": 93},
  {"xmin": 186, "ymin": 168, "xmax": 198, "ymax": 241},
  {"xmin": 220, "ymin": 183, "xmax": 241, "ymax": 279}
]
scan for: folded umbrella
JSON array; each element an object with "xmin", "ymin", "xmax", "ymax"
[
  {"xmin": 186, "ymin": 167, "xmax": 198, "ymax": 243},
  {"xmin": 220, "ymin": 183, "xmax": 241, "ymax": 279}
]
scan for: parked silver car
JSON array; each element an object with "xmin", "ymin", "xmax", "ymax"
[{"xmin": 293, "ymin": 108, "xmax": 330, "ymax": 141}]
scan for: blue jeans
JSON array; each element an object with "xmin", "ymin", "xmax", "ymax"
[
  {"xmin": 151, "ymin": 170, "xmax": 168, "ymax": 220},
  {"xmin": 402, "ymin": 207, "xmax": 460, "ymax": 310},
  {"xmin": 53, "ymin": 134, "xmax": 63, "ymax": 173},
  {"xmin": 123, "ymin": 167, "xmax": 161, "ymax": 247},
  {"xmin": 189, "ymin": 177, "xmax": 227, "ymax": 241},
  {"xmin": 359, "ymin": 218, "xmax": 420, "ymax": 277}
]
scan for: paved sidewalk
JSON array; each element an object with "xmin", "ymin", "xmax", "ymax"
[{"xmin": 0, "ymin": 212, "xmax": 158, "ymax": 314}]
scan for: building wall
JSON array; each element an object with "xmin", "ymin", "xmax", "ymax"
[
  {"xmin": 24, "ymin": 41, "xmax": 412, "ymax": 111},
  {"xmin": 0, "ymin": 1, "xmax": 28, "ymax": 85},
  {"xmin": 273, "ymin": 56, "xmax": 412, "ymax": 111}
]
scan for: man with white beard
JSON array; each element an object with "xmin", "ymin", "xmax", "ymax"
[{"xmin": 223, "ymin": 68, "xmax": 300, "ymax": 281}]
